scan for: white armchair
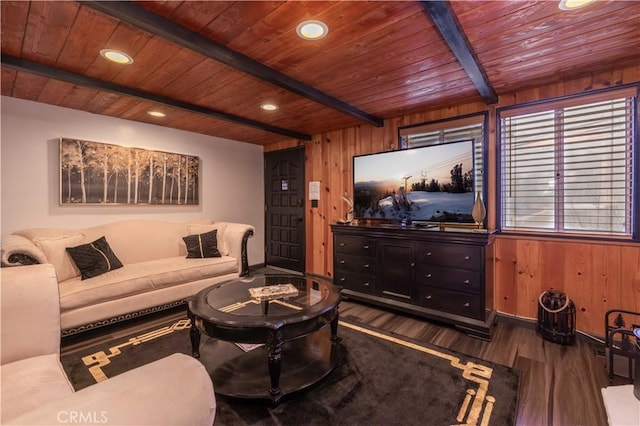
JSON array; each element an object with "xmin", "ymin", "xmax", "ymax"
[{"xmin": 0, "ymin": 263, "xmax": 216, "ymax": 425}]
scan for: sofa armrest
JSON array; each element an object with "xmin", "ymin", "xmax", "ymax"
[
  {"xmin": 1, "ymin": 235, "xmax": 46, "ymax": 266},
  {"xmin": 217, "ymin": 222, "xmax": 255, "ymax": 276},
  {"xmin": 7, "ymin": 354, "xmax": 216, "ymax": 426},
  {"xmin": 1, "ymin": 264, "xmax": 61, "ymax": 365}
]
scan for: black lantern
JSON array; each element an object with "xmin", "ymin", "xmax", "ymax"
[{"xmin": 537, "ymin": 289, "xmax": 576, "ymax": 345}]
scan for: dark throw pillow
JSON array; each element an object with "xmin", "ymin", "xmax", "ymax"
[
  {"xmin": 183, "ymin": 229, "xmax": 221, "ymax": 258},
  {"xmin": 66, "ymin": 236, "xmax": 123, "ymax": 280}
]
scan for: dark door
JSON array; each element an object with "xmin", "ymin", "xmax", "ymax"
[{"xmin": 264, "ymin": 147, "xmax": 305, "ymax": 273}]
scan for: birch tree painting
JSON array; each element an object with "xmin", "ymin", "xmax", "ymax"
[{"xmin": 59, "ymin": 138, "xmax": 199, "ymax": 205}]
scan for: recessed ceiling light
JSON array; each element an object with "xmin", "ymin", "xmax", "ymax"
[
  {"xmin": 558, "ymin": 0, "xmax": 596, "ymax": 10},
  {"xmin": 296, "ymin": 20, "xmax": 328, "ymax": 40},
  {"xmin": 148, "ymin": 111, "xmax": 166, "ymax": 117},
  {"xmin": 261, "ymin": 103, "xmax": 278, "ymax": 111},
  {"xmin": 99, "ymin": 49, "xmax": 134, "ymax": 64}
]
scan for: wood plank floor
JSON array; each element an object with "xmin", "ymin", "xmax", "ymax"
[
  {"xmin": 338, "ymin": 300, "xmax": 616, "ymax": 426},
  {"xmin": 61, "ymin": 299, "xmax": 622, "ymax": 426}
]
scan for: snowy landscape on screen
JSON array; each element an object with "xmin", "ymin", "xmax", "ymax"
[
  {"xmin": 353, "ymin": 141, "xmax": 476, "ymax": 222},
  {"xmin": 361, "ymin": 191, "xmax": 474, "ymax": 221}
]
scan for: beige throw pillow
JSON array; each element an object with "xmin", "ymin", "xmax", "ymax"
[
  {"xmin": 33, "ymin": 233, "xmax": 84, "ymax": 282},
  {"xmin": 185, "ymin": 224, "xmax": 228, "ymax": 256}
]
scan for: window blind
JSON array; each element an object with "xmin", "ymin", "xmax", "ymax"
[
  {"xmin": 401, "ymin": 122, "xmax": 484, "ymax": 147},
  {"xmin": 500, "ymin": 90, "xmax": 635, "ymax": 237},
  {"xmin": 399, "ymin": 114, "xmax": 486, "ymax": 198}
]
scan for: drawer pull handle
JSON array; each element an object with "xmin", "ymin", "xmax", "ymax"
[
  {"xmin": 410, "ymin": 262, "xmax": 415, "ymax": 267},
  {"xmin": 363, "ymin": 264, "xmax": 370, "ymax": 268},
  {"xmin": 463, "ymin": 302, "xmax": 470, "ymax": 307},
  {"xmin": 339, "ymin": 277, "xmax": 346, "ymax": 282},
  {"xmin": 463, "ymin": 279, "xmax": 470, "ymax": 284},
  {"xmin": 339, "ymin": 243, "xmax": 345, "ymax": 247},
  {"xmin": 426, "ymin": 273, "xmax": 432, "ymax": 278},
  {"xmin": 340, "ymin": 260, "xmax": 345, "ymax": 264},
  {"xmin": 464, "ymin": 256, "xmax": 470, "ymax": 260},
  {"xmin": 363, "ymin": 245, "xmax": 369, "ymax": 249},
  {"xmin": 426, "ymin": 252, "xmax": 432, "ymax": 256},
  {"xmin": 425, "ymin": 295, "xmax": 432, "ymax": 300},
  {"xmin": 364, "ymin": 282, "xmax": 370, "ymax": 287}
]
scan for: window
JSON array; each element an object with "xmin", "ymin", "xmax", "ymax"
[
  {"xmin": 499, "ymin": 87, "xmax": 637, "ymax": 238},
  {"xmin": 399, "ymin": 113, "xmax": 487, "ymax": 199}
]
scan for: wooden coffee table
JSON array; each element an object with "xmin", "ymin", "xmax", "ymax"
[{"xmin": 187, "ymin": 274, "xmax": 341, "ymax": 403}]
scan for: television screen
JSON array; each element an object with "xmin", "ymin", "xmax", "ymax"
[{"xmin": 353, "ymin": 140, "xmax": 476, "ymax": 223}]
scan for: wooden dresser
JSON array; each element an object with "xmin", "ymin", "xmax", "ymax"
[{"xmin": 331, "ymin": 223, "xmax": 495, "ymax": 340}]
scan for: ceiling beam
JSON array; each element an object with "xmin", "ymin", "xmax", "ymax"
[
  {"xmin": 420, "ymin": 1, "xmax": 498, "ymax": 105},
  {"xmin": 1, "ymin": 55, "xmax": 312, "ymax": 141},
  {"xmin": 81, "ymin": 1, "xmax": 385, "ymax": 128}
]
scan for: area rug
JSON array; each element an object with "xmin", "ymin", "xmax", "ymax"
[{"xmin": 61, "ymin": 318, "xmax": 519, "ymax": 425}]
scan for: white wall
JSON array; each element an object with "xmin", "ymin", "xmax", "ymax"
[{"xmin": 0, "ymin": 96, "xmax": 265, "ymax": 265}]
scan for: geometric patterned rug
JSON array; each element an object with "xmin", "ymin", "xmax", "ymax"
[{"xmin": 62, "ymin": 318, "xmax": 520, "ymax": 425}]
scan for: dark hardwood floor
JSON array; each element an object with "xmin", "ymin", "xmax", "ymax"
[
  {"xmin": 338, "ymin": 300, "xmax": 617, "ymax": 426},
  {"xmin": 61, "ymin": 298, "xmax": 622, "ymax": 426}
]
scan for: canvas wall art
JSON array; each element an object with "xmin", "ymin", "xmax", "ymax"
[{"xmin": 59, "ymin": 138, "xmax": 199, "ymax": 205}]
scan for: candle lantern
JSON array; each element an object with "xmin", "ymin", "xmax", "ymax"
[{"xmin": 537, "ymin": 289, "xmax": 576, "ymax": 345}]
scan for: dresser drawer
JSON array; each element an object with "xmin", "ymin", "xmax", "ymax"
[
  {"xmin": 335, "ymin": 235, "xmax": 377, "ymax": 256},
  {"xmin": 334, "ymin": 271, "xmax": 375, "ymax": 294},
  {"xmin": 335, "ymin": 253, "xmax": 376, "ymax": 275},
  {"xmin": 416, "ymin": 264, "xmax": 481, "ymax": 293},
  {"xmin": 417, "ymin": 286, "xmax": 483, "ymax": 319},
  {"xmin": 417, "ymin": 243, "xmax": 481, "ymax": 271}
]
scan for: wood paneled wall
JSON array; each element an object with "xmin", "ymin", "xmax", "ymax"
[
  {"xmin": 495, "ymin": 236, "xmax": 640, "ymax": 335},
  {"xmin": 265, "ymin": 66, "xmax": 640, "ymax": 335}
]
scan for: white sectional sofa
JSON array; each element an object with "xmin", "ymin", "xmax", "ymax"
[
  {"xmin": 1, "ymin": 219, "xmax": 254, "ymax": 335},
  {"xmin": 1, "ymin": 263, "xmax": 216, "ymax": 425}
]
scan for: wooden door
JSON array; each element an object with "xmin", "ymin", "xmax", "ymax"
[{"xmin": 264, "ymin": 147, "xmax": 305, "ymax": 273}]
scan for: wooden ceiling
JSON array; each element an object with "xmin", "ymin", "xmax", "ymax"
[{"xmin": 2, "ymin": 1, "xmax": 639, "ymax": 146}]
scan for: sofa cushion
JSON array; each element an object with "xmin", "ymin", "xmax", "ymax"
[
  {"xmin": 58, "ymin": 256, "xmax": 238, "ymax": 311},
  {"xmin": 0, "ymin": 354, "xmax": 75, "ymax": 423},
  {"xmin": 66, "ymin": 236, "xmax": 123, "ymax": 280},
  {"xmin": 32, "ymin": 233, "xmax": 83, "ymax": 281},
  {"xmin": 7, "ymin": 354, "xmax": 216, "ymax": 426},
  {"xmin": 183, "ymin": 229, "xmax": 221, "ymax": 258}
]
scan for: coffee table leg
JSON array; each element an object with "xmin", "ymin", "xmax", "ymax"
[
  {"xmin": 187, "ymin": 309, "xmax": 201, "ymax": 358},
  {"xmin": 267, "ymin": 331, "xmax": 283, "ymax": 402},
  {"xmin": 330, "ymin": 309, "xmax": 340, "ymax": 343}
]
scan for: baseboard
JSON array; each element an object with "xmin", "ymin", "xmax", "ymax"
[
  {"xmin": 495, "ymin": 312, "xmax": 606, "ymax": 347},
  {"xmin": 495, "ymin": 312, "xmax": 537, "ymax": 330},
  {"xmin": 249, "ymin": 263, "xmax": 266, "ymax": 272}
]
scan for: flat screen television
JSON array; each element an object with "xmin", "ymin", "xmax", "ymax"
[{"xmin": 353, "ymin": 140, "xmax": 476, "ymax": 223}]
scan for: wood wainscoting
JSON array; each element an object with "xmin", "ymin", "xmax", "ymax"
[
  {"xmin": 264, "ymin": 65, "xmax": 640, "ymax": 337},
  {"xmin": 494, "ymin": 236, "xmax": 640, "ymax": 336}
]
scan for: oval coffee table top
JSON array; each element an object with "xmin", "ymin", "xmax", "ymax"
[{"xmin": 189, "ymin": 274, "xmax": 341, "ymax": 330}]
